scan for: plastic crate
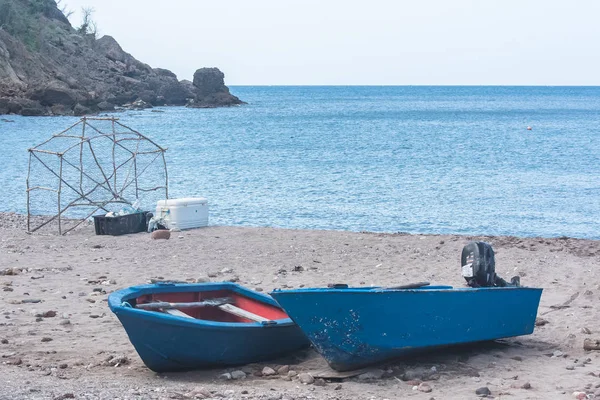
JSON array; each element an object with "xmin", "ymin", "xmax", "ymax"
[{"xmin": 93, "ymin": 211, "xmax": 152, "ymax": 236}]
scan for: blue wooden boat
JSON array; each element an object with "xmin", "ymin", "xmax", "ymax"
[
  {"xmin": 270, "ymin": 284, "xmax": 543, "ymax": 371},
  {"xmin": 108, "ymin": 282, "xmax": 310, "ymax": 372}
]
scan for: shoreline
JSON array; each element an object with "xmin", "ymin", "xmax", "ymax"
[
  {"xmin": 4, "ymin": 211, "xmax": 599, "ymax": 244},
  {"xmin": 1, "ymin": 212, "xmax": 599, "ymax": 399}
]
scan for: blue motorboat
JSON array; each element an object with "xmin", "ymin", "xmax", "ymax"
[
  {"xmin": 108, "ymin": 282, "xmax": 310, "ymax": 372},
  {"xmin": 271, "ymin": 284, "xmax": 542, "ymax": 371},
  {"xmin": 270, "ymin": 242, "xmax": 543, "ymax": 371}
]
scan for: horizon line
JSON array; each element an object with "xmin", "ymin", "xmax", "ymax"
[{"xmin": 226, "ymin": 84, "xmax": 600, "ymax": 87}]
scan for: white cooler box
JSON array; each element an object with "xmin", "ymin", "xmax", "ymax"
[{"xmin": 155, "ymin": 198, "xmax": 209, "ymax": 230}]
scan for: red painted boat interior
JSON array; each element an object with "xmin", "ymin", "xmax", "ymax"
[{"xmin": 134, "ymin": 290, "xmax": 289, "ymax": 322}]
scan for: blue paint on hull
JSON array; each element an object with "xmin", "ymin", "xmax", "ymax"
[
  {"xmin": 271, "ymin": 286, "xmax": 543, "ymax": 371},
  {"xmin": 108, "ymin": 282, "xmax": 310, "ymax": 372}
]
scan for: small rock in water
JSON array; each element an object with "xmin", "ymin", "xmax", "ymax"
[
  {"xmin": 314, "ymin": 378, "xmax": 327, "ymax": 386},
  {"xmin": 288, "ymin": 370, "xmax": 298, "ymax": 377},
  {"xmin": 475, "ymin": 387, "xmax": 491, "ymax": 396},
  {"xmin": 582, "ymin": 327, "xmax": 592, "ymax": 335},
  {"xmin": 521, "ymin": 382, "xmax": 532, "ymax": 389},
  {"xmin": 151, "ymin": 230, "xmax": 171, "ymax": 240},
  {"xmin": 566, "ymin": 365, "xmax": 575, "ymax": 370},
  {"xmin": 42, "ymin": 311, "xmax": 57, "ymax": 318},
  {"xmin": 552, "ymin": 350, "xmax": 564, "ymax": 358},
  {"xmin": 1, "ymin": 339, "xmax": 8, "ymax": 344},
  {"xmin": 41, "ymin": 337, "xmax": 53, "ymax": 342},
  {"xmin": 262, "ymin": 366, "xmax": 277, "ymax": 376},
  {"xmin": 298, "ymin": 373, "xmax": 315, "ymax": 384}
]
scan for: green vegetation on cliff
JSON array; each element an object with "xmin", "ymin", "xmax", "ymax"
[{"xmin": 0, "ymin": 0, "xmax": 70, "ymax": 51}]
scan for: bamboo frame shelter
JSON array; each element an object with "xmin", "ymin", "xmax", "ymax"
[{"xmin": 27, "ymin": 117, "xmax": 169, "ymax": 235}]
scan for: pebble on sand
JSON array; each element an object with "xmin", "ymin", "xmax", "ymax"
[
  {"xmin": 535, "ymin": 318, "xmax": 549, "ymax": 326},
  {"xmin": 298, "ymin": 373, "xmax": 315, "ymax": 384},
  {"xmin": 53, "ymin": 394, "xmax": 75, "ymax": 400},
  {"xmin": 358, "ymin": 369, "xmax": 385, "ymax": 380},
  {"xmin": 418, "ymin": 383, "xmax": 433, "ymax": 393},
  {"xmin": 262, "ymin": 366, "xmax": 277, "ymax": 376},
  {"xmin": 151, "ymin": 230, "xmax": 171, "ymax": 240},
  {"xmin": 104, "ymin": 355, "xmax": 129, "ymax": 367},
  {"xmin": 219, "ymin": 372, "xmax": 232, "ymax": 380},
  {"xmin": 475, "ymin": 387, "xmax": 491, "ymax": 396},
  {"xmin": 230, "ymin": 370, "xmax": 246, "ymax": 380},
  {"xmin": 584, "ymin": 338, "xmax": 600, "ymax": 351},
  {"xmin": 277, "ymin": 365, "xmax": 290, "ymax": 375},
  {"xmin": 186, "ymin": 387, "xmax": 211, "ymax": 398},
  {"xmin": 42, "ymin": 310, "xmax": 57, "ymax": 318}
]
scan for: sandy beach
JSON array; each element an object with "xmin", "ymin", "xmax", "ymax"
[{"xmin": 1, "ymin": 212, "xmax": 599, "ymax": 400}]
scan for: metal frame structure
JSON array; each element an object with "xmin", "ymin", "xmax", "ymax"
[{"xmin": 26, "ymin": 117, "xmax": 168, "ymax": 235}]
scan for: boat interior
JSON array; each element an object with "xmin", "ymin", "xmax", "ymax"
[{"xmin": 132, "ymin": 289, "xmax": 289, "ymax": 323}]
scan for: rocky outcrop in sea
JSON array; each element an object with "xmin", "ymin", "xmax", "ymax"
[{"xmin": 0, "ymin": 0, "xmax": 243, "ymax": 116}]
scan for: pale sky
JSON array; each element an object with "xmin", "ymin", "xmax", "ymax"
[{"xmin": 63, "ymin": 0, "xmax": 600, "ymax": 85}]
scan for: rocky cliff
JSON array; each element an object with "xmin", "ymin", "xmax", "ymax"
[{"xmin": 0, "ymin": 0, "xmax": 244, "ymax": 116}]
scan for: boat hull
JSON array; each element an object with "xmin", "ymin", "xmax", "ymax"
[
  {"xmin": 270, "ymin": 286, "xmax": 543, "ymax": 371},
  {"xmin": 109, "ymin": 282, "xmax": 309, "ymax": 372}
]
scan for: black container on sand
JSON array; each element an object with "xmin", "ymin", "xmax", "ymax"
[{"xmin": 93, "ymin": 211, "xmax": 152, "ymax": 236}]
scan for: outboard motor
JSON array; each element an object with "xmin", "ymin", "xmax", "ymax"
[{"xmin": 461, "ymin": 241, "xmax": 520, "ymax": 288}]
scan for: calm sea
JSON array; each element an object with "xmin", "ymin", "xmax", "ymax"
[{"xmin": 2, "ymin": 86, "xmax": 600, "ymax": 239}]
